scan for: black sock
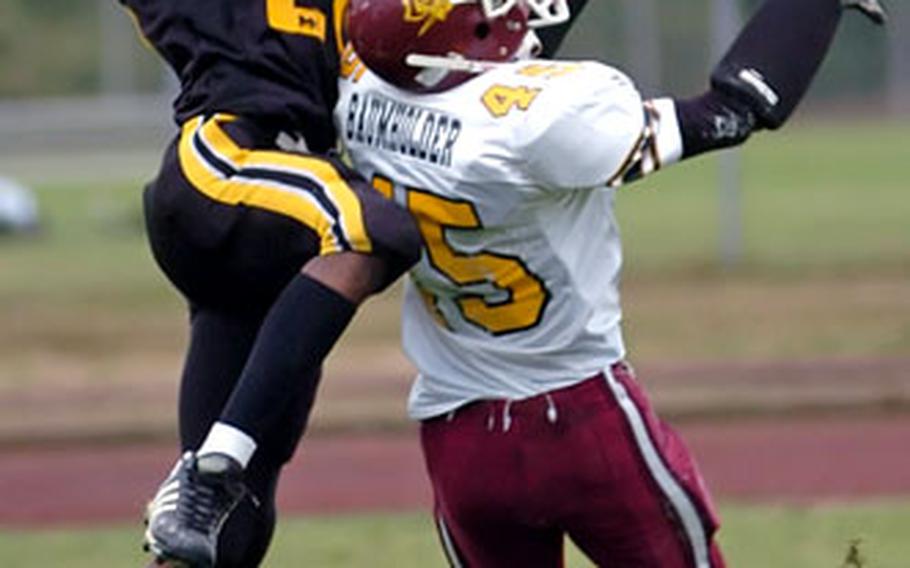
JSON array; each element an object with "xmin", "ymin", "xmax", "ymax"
[{"xmin": 219, "ymin": 274, "xmax": 357, "ymax": 445}]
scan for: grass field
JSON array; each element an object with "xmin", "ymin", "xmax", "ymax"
[
  {"xmin": 2, "ymin": 502, "xmax": 910, "ymax": 567},
  {"xmin": 621, "ymin": 120, "xmax": 909, "ymax": 270}
]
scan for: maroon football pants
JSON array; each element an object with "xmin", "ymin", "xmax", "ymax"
[{"xmin": 420, "ymin": 363, "xmax": 725, "ymax": 567}]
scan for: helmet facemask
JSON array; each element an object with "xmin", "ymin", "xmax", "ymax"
[{"xmin": 477, "ymin": 0, "xmax": 570, "ymax": 28}]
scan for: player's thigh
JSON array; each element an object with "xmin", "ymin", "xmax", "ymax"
[
  {"xmin": 329, "ymin": 156, "xmax": 421, "ymax": 288},
  {"xmin": 143, "ymin": 160, "xmax": 318, "ymax": 309},
  {"xmin": 566, "ymin": 367, "xmax": 723, "ymax": 568},
  {"xmin": 421, "ymin": 414, "xmax": 564, "ymax": 568},
  {"xmin": 149, "ymin": 114, "xmax": 419, "ymax": 304}
]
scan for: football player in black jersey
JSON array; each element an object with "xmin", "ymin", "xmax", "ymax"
[
  {"xmin": 121, "ymin": 1, "xmax": 588, "ymax": 566},
  {"xmin": 123, "ymin": 1, "xmax": 420, "ymax": 566}
]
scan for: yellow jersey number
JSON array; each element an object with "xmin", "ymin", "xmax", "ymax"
[
  {"xmin": 373, "ymin": 175, "xmax": 549, "ymax": 335},
  {"xmin": 481, "ymin": 85, "xmax": 541, "ymax": 118}
]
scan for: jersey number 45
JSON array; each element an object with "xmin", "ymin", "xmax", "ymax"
[{"xmin": 373, "ymin": 175, "xmax": 550, "ymax": 336}]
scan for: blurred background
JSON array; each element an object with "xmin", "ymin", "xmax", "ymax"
[{"xmin": 0, "ymin": 1, "xmax": 908, "ymax": 566}]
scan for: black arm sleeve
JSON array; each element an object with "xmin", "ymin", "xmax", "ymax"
[
  {"xmin": 675, "ymin": 0, "xmax": 861, "ymax": 158},
  {"xmin": 538, "ymin": 0, "xmax": 590, "ymax": 58},
  {"xmin": 711, "ymin": 0, "xmax": 846, "ymax": 129}
]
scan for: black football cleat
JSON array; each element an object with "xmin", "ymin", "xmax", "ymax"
[{"xmin": 143, "ymin": 452, "xmax": 247, "ymax": 568}]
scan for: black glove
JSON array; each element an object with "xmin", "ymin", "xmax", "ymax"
[{"xmin": 842, "ymin": 0, "xmax": 888, "ymax": 25}]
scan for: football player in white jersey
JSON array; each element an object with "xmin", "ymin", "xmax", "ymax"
[{"xmin": 336, "ymin": 0, "xmax": 885, "ymax": 566}]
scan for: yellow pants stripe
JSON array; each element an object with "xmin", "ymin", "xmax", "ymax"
[{"xmin": 177, "ymin": 114, "xmax": 372, "ymax": 256}]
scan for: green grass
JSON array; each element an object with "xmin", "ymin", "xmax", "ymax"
[
  {"xmin": 0, "ymin": 178, "xmax": 170, "ymax": 309},
  {"xmin": 618, "ymin": 119, "xmax": 910, "ymax": 272},
  {"xmin": 718, "ymin": 501, "xmax": 910, "ymax": 568},
  {"xmin": 2, "ymin": 502, "xmax": 909, "ymax": 567}
]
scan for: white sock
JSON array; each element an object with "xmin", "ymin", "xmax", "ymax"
[{"xmin": 197, "ymin": 422, "xmax": 258, "ymax": 469}]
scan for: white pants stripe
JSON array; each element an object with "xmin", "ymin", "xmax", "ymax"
[
  {"xmin": 436, "ymin": 515, "xmax": 464, "ymax": 568},
  {"xmin": 603, "ymin": 368, "xmax": 712, "ymax": 568}
]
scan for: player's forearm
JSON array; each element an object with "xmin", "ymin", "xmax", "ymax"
[
  {"xmin": 616, "ymin": 0, "xmax": 849, "ymax": 185},
  {"xmin": 670, "ymin": 90, "xmax": 757, "ymax": 160},
  {"xmin": 671, "ymin": 0, "xmax": 884, "ymax": 160},
  {"xmin": 594, "ymin": 0, "xmax": 883, "ymax": 188},
  {"xmin": 611, "ymin": 92, "xmax": 754, "ymax": 189}
]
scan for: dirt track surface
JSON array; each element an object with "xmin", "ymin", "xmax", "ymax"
[{"xmin": 2, "ymin": 415, "xmax": 909, "ymax": 528}]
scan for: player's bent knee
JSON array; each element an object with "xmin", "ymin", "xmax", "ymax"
[
  {"xmin": 304, "ymin": 186, "xmax": 421, "ymax": 303},
  {"xmin": 355, "ymin": 179, "xmax": 423, "ymax": 279},
  {"xmin": 302, "ymin": 252, "xmax": 393, "ymax": 303}
]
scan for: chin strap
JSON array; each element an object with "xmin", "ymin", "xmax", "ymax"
[
  {"xmin": 405, "ymin": 30, "xmax": 543, "ymax": 85},
  {"xmin": 406, "ymin": 53, "xmax": 505, "ymax": 75}
]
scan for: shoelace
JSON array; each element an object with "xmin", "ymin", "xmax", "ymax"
[{"xmin": 177, "ymin": 473, "xmax": 223, "ymax": 534}]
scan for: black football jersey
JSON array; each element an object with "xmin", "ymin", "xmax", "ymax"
[{"xmin": 122, "ymin": 0, "xmax": 345, "ymax": 152}]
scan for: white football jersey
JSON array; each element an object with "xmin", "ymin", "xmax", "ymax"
[{"xmin": 336, "ymin": 59, "xmax": 682, "ymax": 420}]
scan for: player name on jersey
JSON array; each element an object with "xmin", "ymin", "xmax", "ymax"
[{"xmin": 343, "ymin": 91, "xmax": 462, "ymax": 168}]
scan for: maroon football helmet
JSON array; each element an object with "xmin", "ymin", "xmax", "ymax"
[{"xmin": 347, "ymin": 0, "xmax": 570, "ymax": 92}]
